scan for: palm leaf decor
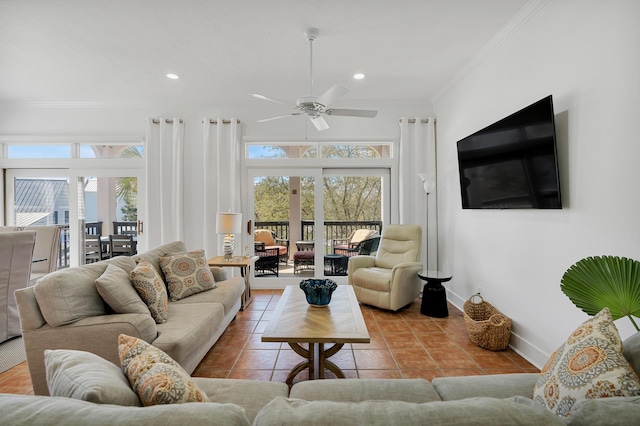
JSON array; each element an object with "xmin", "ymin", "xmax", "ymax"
[{"xmin": 561, "ymin": 255, "xmax": 640, "ymax": 331}]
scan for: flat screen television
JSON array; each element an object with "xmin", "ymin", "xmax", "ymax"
[{"xmin": 456, "ymin": 95, "xmax": 562, "ymax": 209}]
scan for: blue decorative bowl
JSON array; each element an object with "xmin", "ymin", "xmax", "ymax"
[{"xmin": 300, "ymin": 279, "xmax": 338, "ymax": 307}]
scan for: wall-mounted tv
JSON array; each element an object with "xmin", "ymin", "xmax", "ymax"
[{"xmin": 456, "ymin": 95, "xmax": 562, "ymax": 209}]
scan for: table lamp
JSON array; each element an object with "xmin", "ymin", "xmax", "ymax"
[{"xmin": 216, "ymin": 212, "xmax": 242, "ymax": 261}]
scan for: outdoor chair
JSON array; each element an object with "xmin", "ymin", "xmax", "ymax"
[
  {"xmin": 254, "ymin": 229, "xmax": 289, "ymax": 264},
  {"xmin": 109, "ymin": 234, "xmax": 135, "ymax": 257},
  {"xmin": 293, "ymin": 241, "xmax": 315, "ymax": 274},
  {"xmin": 348, "ymin": 224, "xmax": 423, "ymax": 311},
  {"xmin": 332, "ymin": 229, "xmax": 378, "ymax": 255},
  {"xmin": 85, "ymin": 234, "xmax": 107, "ymax": 263},
  {"xmin": 334, "ymin": 235, "xmax": 381, "ymax": 257},
  {"xmin": 255, "ymin": 247, "xmax": 279, "ymax": 277}
]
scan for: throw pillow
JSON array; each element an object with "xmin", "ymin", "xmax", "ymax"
[
  {"xmin": 95, "ymin": 264, "xmax": 151, "ymax": 316},
  {"xmin": 44, "ymin": 349, "xmax": 141, "ymax": 406},
  {"xmin": 533, "ymin": 307, "xmax": 640, "ymax": 418},
  {"xmin": 129, "ymin": 259, "xmax": 168, "ymax": 324},
  {"xmin": 159, "ymin": 249, "xmax": 216, "ymax": 301},
  {"xmin": 117, "ymin": 334, "xmax": 209, "ymax": 406}
]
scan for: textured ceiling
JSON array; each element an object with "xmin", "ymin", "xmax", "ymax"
[{"xmin": 0, "ymin": 0, "xmax": 528, "ymax": 109}]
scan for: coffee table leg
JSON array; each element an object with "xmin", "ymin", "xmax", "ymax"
[{"xmin": 286, "ymin": 342, "xmax": 345, "ymax": 384}]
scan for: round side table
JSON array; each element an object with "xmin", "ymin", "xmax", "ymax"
[{"xmin": 418, "ymin": 270, "xmax": 452, "ymax": 318}]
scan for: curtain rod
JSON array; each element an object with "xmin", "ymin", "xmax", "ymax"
[
  {"xmin": 152, "ymin": 118, "xmax": 183, "ymax": 124},
  {"xmin": 398, "ymin": 118, "xmax": 433, "ymax": 124},
  {"xmin": 202, "ymin": 119, "xmax": 241, "ymax": 124}
]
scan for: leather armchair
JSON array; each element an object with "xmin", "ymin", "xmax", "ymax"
[{"xmin": 348, "ymin": 224, "xmax": 423, "ymax": 311}]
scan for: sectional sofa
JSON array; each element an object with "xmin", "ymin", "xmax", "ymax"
[
  {"xmin": 1, "ymin": 335, "xmax": 639, "ymax": 425},
  {"xmin": 14, "ymin": 241, "xmax": 245, "ymax": 395}
]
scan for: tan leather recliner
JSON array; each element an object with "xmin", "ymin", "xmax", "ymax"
[{"xmin": 348, "ymin": 224, "xmax": 423, "ymax": 311}]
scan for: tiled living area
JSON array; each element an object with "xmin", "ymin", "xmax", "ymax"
[{"xmin": 0, "ymin": 289, "xmax": 538, "ymax": 395}]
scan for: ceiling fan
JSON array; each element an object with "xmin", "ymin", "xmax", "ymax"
[{"xmin": 252, "ymin": 28, "xmax": 378, "ymax": 131}]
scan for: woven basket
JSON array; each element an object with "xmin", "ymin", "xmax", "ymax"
[{"xmin": 463, "ymin": 294, "xmax": 512, "ymax": 351}]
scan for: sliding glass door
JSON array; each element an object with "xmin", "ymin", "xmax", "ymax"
[{"xmin": 249, "ymin": 167, "xmax": 389, "ymax": 286}]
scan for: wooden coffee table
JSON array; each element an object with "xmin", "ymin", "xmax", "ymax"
[{"xmin": 262, "ymin": 285, "xmax": 369, "ymax": 385}]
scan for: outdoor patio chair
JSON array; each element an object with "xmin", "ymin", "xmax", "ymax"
[
  {"xmin": 255, "ymin": 247, "xmax": 279, "ymax": 277},
  {"xmin": 85, "ymin": 234, "xmax": 107, "ymax": 263},
  {"xmin": 293, "ymin": 241, "xmax": 315, "ymax": 274},
  {"xmin": 334, "ymin": 235, "xmax": 381, "ymax": 257},
  {"xmin": 254, "ymin": 229, "xmax": 289, "ymax": 264},
  {"xmin": 109, "ymin": 234, "xmax": 135, "ymax": 257},
  {"xmin": 332, "ymin": 229, "xmax": 378, "ymax": 254}
]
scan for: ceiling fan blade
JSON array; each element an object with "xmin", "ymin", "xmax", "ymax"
[
  {"xmin": 309, "ymin": 115, "xmax": 329, "ymax": 131},
  {"xmin": 315, "ymin": 84, "xmax": 350, "ymax": 108},
  {"xmin": 257, "ymin": 113, "xmax": 302, "ymax": 123},
  {"xmin": 251, "ymin": 93, "xmax": 295, "ymax": 108},
  {"xmin": 325, "ymin": 108, "xmax": 378, "ymax": 118}
]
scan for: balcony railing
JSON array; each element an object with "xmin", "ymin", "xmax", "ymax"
[{"xmin": 254, "ymin": 220, "xmax": 382, "ymax": 254}]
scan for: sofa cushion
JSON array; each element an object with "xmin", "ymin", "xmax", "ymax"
[
  {"xmin": 170, "ymin": 277, "xmax": 244, "ymax": 315},
  {"xmin": 118, "ymin": 334, "xmax": 209, "ymax": 406},
  {"xmin": 96, "ymin": 264, "xmax": 150, "ymax": 316},
  {"xmin": 133, "ymin": 241, "xmax": 188, "ymax": 279},
  {"xmin": 564, "ymin": 395, "xmax": 640, "ymax": 425},
  {"xmin": 533, "ymin": 308, "xmax": 640, "ymax": 419},
  {"xmin": 159, "ymin": 249, "xmax": 216, "ymax": 301},
  {"xmin": 33, "ymin": 256, "xmax": 136, "ymax": 327},
  {"xmin": 289, "ymin": 378, "xmax": 441, "ymax": 403},
  {"xmin": 432, "ymin": 373, "xmax": 539, "ymax": 401},
  {"xmin": 0, "ymin": 394, "xmax": 251, "ymax": 426},
  {"xmin": 193, "ymin": 378, "xmax": 289, "ymax": 424},
  {"xmin": 253, "ymin": 396, "xmax": 564, "ymax": 426},
  {"xmin": 44, "ymin": 349, "xmax": 141, "ymax": 406},
  {"xmin": 130, "ymin": 259, "xmax": 169, "ymax": 324}
]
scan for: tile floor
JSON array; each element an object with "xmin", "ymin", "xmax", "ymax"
[{"xmin": 0, "ymin": 289, "xmax": 539, "ymax": 395}]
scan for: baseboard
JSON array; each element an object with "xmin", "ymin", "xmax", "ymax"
[{"xmin": 446, "ymin": 289, "xmax": 548, "ymax": 369}]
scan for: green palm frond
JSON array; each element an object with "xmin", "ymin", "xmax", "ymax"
[{"xmin": 561, "ymin": 255, "xmax": 640, "ymax": 331}]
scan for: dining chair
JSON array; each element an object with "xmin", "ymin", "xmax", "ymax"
[
  {"xmin": 85, "ymin": 234, "xmax": 107, "ymax": 263},
  {"xmin": 109, "ymin": 234, "xmax": 135, "ymax": 257},
  {"xmin": 0, "ymin": 231, "xmax": 36, "ymax": 343}
]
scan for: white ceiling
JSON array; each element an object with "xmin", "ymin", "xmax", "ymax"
[{"xmin": 0, "ymin": 0, "xmax": 528, "ymax": 110}]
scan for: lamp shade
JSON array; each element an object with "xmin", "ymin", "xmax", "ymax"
[{"xmin": 216, "ymin": 212, "xmax": 242, "ymax": 234}]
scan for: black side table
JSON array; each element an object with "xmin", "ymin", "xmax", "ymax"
[{"xmin": 418, "ymin": 270, "xmax": 452, "ymax": 318}]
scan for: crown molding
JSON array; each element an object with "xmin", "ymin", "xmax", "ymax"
[{"xmin": 431, "ymin": 0, "xmax": 550, "ymax": 105}]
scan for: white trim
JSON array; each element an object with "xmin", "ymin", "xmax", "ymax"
[
  {"xmin": 432, "ymin": 0, "xmax": 551, "ymax": 104},
  {"xmin": 0, "ymin": 135, "xmax": 142, "ymax": 143}
]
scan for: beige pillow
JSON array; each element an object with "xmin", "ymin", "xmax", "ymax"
[
  {"xmin": 95, "ymin": 264, "xmax": 150, "ymax": 316},
  {"xmin": 159, "ymin": 249, "xmax": 216, "ymax": 301},
  {"xmin": 533, "ymin": 308, "xmax": 640, "ymax": 419},
  {"xmin": 45, "ymin": 349, "xmax": 141, "ymax": 406},
  {"xmin": 130, "ymin": 259, "xmax": 168, "ymax": 324},
  {"xmin": 118, "ymin": 334, "xmax": 209, "ymax": 406}
]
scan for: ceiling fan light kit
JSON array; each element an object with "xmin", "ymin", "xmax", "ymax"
[{"xmin": 253, "ymin": 28, "xmax": 378, "ymax": 131}]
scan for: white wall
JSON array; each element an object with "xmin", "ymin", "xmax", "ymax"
[{"xmin": 433, "ymin": 0, "xmax": 640, "ymax": 366}]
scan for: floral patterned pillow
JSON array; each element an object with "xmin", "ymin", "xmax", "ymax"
[
  {"xmin": 130, "ymin": 259, "xmax": 168, "ymax": 323},
  {"xmin": 118, "ymin": 334, "xmax": 209, "ymax": 406},
  {"xmin": 533, "ymin": 308, "xmax": 640, "ymax": 418},
  {"xmin": 159, "ymin": 249, "xmax": 216, "ymax": 301}
]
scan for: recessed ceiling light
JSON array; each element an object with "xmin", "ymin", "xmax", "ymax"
[
  {"xmin": 166, "ymin": 73, "xmax": 179, "ymax": 80},
  {"xmin": 353, "ymin": 73, "xmax": 365, "ymax": 80}
]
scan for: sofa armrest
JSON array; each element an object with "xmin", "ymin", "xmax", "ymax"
[
  {"xmin": 432, "ymin": 373, "xmax": 539, "ymax": 401},
  {"xmin": 347, "ymin": 255, "xmax": 376, "ymax": 285},
  {"xmin": 23, "ymin": 313, "xmax": 157, "ymax": 396}
]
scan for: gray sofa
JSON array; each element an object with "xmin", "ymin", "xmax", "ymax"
[
  {"xmin": 1, "ymin": 332, "xmax": 639, "ymax": 425},
  {"xmin": 14, "ymin": 241, "xmax": 245, "ymax": 396}
]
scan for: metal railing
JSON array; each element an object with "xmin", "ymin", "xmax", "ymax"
[{"xmin": 254, "ymin": 220, "xmax": 383, "ymax": 254}]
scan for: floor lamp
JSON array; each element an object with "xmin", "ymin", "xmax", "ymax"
[{"xmin": 418, "ymin": 173, "xmax": 435, "ymax": 271}]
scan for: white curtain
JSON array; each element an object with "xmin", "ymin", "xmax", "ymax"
[
  {"xmin": 202, "ymin": 118, "xmax": 242, "ymax": 257},
  {"xmin": 398, "ymin": 117, "xmax": 437, "ymax": 270},
  {"xmin": 145, "ymin": 117, "xmax": 184, "ymax": 248}
]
